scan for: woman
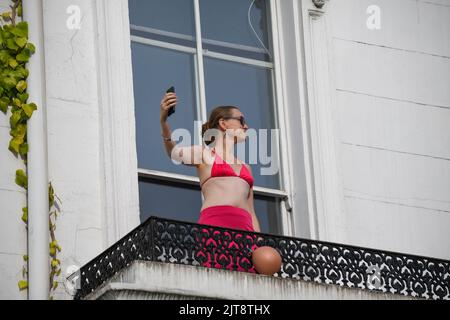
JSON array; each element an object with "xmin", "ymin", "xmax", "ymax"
[{"xmin": 159, "ymin": 91, "xmax": 261, "ymax": 272}]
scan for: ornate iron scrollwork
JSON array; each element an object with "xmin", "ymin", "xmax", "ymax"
[{"xmin": 74, "ymin": 216, "xmax": 450, "ymax": 300}]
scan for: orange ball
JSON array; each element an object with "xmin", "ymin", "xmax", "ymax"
[{"xmin": 251, "ymin": 246, "xmax": 282, "ymax": 275}]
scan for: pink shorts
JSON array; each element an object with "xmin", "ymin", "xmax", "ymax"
[
  {"xmin": 198, "ymin": 205, "xmax": 254, "ymax": 231},
  {"xmin": 196, "ymin": 205, "xmax": 258, "ymax": 273}
]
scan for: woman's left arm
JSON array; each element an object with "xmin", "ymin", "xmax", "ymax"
[{"xmin": 246, "ymin": 166, "xmax": 261, "ymax": 232}]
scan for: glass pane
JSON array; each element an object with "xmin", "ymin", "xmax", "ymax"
[
  {"xmin": 254, "ymin": 194, "xmax": 282, "ymax": 235},
  {"xmin": 139, "ymin": 178, "xmax": 202, "ymax": 223},
  {"xmin": 128, "ymin": 0, "xmax": 196, "ymax": 47},
  {"xmin": 200, "ymin": 0, "xmax": 271, "ymax": 61},
  {"xmin": 204, "ymin": 57, "xmax": 280, "ymax": 189},
  {"xmin": 131, "ymin": 42, "xmax": 198, "ymax": 176},
  {"xmin": 139, "ymin": 178, "xmax": 281, "ymax": 235}
]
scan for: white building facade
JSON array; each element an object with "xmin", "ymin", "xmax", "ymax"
[{"xmin": 0, "ymin": 0, "xmax": 449, "ymax": 300}]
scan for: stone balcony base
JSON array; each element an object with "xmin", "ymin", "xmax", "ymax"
[{"xmin": 83, "ymin": 261, "xmax": 416, "ymax": 300}]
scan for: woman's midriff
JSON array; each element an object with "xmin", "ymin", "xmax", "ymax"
[{"xmin": 200, "ymin": 177, "xmax": 250, "ymax": 210}]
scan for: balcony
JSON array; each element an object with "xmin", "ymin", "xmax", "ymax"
[{"xmin": 73, "ymin": 216, "xmax": 450, "ymax": 300}]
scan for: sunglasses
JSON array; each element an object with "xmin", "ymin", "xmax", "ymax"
[{"xmin": 222, "ymin": 116, "xmax": 247, "ymax": 126}]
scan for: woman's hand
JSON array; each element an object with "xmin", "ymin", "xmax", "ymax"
[{"xmin": 160, "ymin": 92, "xmax": 178, "ymax": 123}]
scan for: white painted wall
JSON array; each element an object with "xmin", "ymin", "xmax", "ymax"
[
  {"xmin": 0, "ymin": 0, "xmax": 28, "ymax": 300},
  {"xmin": 42, "ymin": 0, "xmax": 107, "ymax": 300},
  {"xmin": 328, "ymin": 0, "xmax": 450, "ymax": 259},
  {"xmin": 0, "ymin": 0, "xmax": 108, "ymax": 299},
  {"xmin": 1, "ymin": 0, "xmax": 140, "ymax": 300}
]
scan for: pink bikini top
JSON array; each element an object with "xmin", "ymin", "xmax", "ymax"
[{"xmin": 200, "ymin": 147, "xmax": 254, "ymax": 188}]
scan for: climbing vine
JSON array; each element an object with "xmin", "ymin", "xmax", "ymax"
[{"xmin": 0, "ymin": 0, "xmax": 61, "ymax": 299}]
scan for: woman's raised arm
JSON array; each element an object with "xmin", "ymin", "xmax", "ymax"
[
  {"xmin": 160, "ymin": 91, "xmax": 178, "ymax": 157},
  {"xmin": 159, "ymin": 92, "xmax": 203, "ymax": 167}
]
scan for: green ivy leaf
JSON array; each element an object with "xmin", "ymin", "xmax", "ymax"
[
  {"xmin": 19, "ymin": 142, "xmax": 28, "ymax": 156},
  {"xmin": 16, "ymin": 80, "xmax": 27, "ymax": 93},
  {"xmin": 3, "ymin": 24, "xmax": 12, "ymax": 32},
  {"xmin": 5, "ymin": 68, "xmax": 29, "ymax": 85},
  {"xmin": 17, "ymin": 92, "xmax": 28, "ymax": 103},
  {"xmin": 10, "ymin": 123, "xmax": 26, "ymax": 139},
  {"xmin": 49, "ymin": 183, "xmax": 55, "ymax": 207},
  {"xmin": 9, "ymin": 136, "xmax": 23, "ymax": 153},
  {"xmin": 23, "ymin": 254, "xmax": 28, "ymax": 262},
  {"xmin": 18, "ymin": 4, "xmax": 22, "ymax": 18},
  {"xmin": 9, "ymin": 110, "xmax": 22, "ymax": 128},
  {"xmin": 12, "ymin": 97, "xmax": 21, "ymax": 107},
  {"xmin": 1, "ymin": 76, "xmax": 17, "ymax": 90},
  {"xmin": 1, "ymin": 12, "xmax": 11, "ymax": 22},
  {"xmin": 9, "ymin": 110, "xmax": 21, "ymax": 128},
  {"xmin": 50, "ymin": 240, "xmax": 58, "ymax": 249},
  {"xmin": 8, "ymin": 58, "xmax": 18, "ymax": 68},
  {"xmin": 6, "ymin": 38, "xmax": 19, "ymax": 51},
  {"xmin": 21, "ymin": 207, "xmax": 28, "ymax": 223},
  {"xmin": 14, "ymin": 37, "xmax": 27, "ymax": 48},
  {"xmin": 0, "ymin": 96, "xmax": 9, "ymax": 113},
  {"xmin": 16, "ymin": 49, "xmax": 30, "ymax": 62},
  {"xmin": 51, "ymin": 259, "xmax": 60, "ymax": 268},
  {"xmin": 0, "ymin": 50, "xmax": 12, "ymax": 64},
  {"xmin": 18, "ymin": 280, "xmax": 28, "ymax": 291},
  {"xmin": 22, "ymin": 103, "xmax": 36, "ymax": 118},
  {"xmin": 25, "ymin": 43, "xmax": 35, "ymax": 54},
  {"xmin": 12, "ymin": 22, "xmax": 28, "ymax": 38},
  {"xmin": 12, "ymin": 66, "xmax": 29, "ymax": 79},
  {"xmin": 15, "ymin": 169, "xmax": 28, "ymax": 189}
]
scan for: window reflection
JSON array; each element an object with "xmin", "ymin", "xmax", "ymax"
[
  {"xmin": 204, "ymin": 57, "xmax": 280, "ymax": 189},
  {"xmin": 139, "ymin": 178, "xmax": 202, "ymax": 223},
  {"xmin": 129, "ymin": 0, "xmax": 196, "ymax": 47},
  {"xmin": 254, "ymin": 194, "xmax": 282, "ymax": 234},
  {"xmin": 200, "ymin": 0, "xmax": 271, "ymax": 61},
  {"xmin": 139, "ymin": 178, "xmax": 281, "ymax": 234},
  {"xmin": 131, "ymin": 42, "xmax": 198, "ymax": 176},
  {"xmin": 129, "ymin": 0, "xmax": 283, "ymax": 233}
]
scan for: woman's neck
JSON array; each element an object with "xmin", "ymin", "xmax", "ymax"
[{"xmin": 213, "ymin": 134, "xmax": 237, "ymax": 163}]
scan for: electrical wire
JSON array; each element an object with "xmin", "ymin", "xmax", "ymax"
[{"xmin": 247, "ymin": 0, "xmax": 272, "ymax": 60}]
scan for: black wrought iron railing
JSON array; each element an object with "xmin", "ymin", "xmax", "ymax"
[{"xmin": 74, "ymin": 216, "xmax": 450, "ymax": 300}]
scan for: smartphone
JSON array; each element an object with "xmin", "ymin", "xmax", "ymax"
[{"xmin": 166, "ymin": 86, "xmax": 175, "ymax": 117}]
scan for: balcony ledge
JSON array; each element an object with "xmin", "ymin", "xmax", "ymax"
[{"xmin": 82, "ymin": 260, "xmax": 415, "ymax": 300}]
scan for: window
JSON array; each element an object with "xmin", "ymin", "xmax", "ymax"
[{"xmin": 129, "ymin": 0, "xmax": 289, "ymax": 234}]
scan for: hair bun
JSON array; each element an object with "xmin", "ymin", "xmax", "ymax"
[{"xmin": 201, "ymin": 121, "xmax": 209, "ymax": 137}]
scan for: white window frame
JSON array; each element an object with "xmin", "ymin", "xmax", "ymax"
[
  {"xmin": 96, "ymin": 0, "xmax": 346, "ymax": 245},
  {"xmin": 130, "ymin": 0, "xmax": 294, "ymax": 236}
]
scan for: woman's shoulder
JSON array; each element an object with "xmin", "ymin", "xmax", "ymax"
[
  {"xmin": 200, "ymin": 145, "xmax": 216, "ymax": 165},
  {"xmin": 172, "ymin": 144, "xmax": 205, "ymax": 167}
]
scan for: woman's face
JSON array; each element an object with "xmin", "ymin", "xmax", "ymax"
[{"xmin": 223, "ymin": 109, "xmax": 248, "ymax": 143}]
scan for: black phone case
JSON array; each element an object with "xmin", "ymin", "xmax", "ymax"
[{"xmin": 166, "ymin": 86, "xmax": 175, "ymax": 117}]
